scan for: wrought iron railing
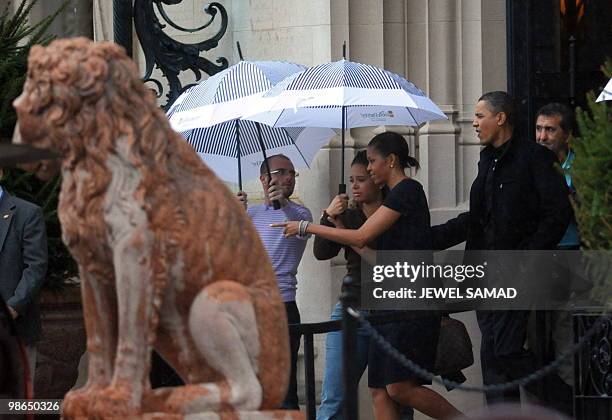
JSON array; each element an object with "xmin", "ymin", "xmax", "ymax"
[{"xmin": 573, "ymin": 310, "xmax": 612, "ymax": 419}]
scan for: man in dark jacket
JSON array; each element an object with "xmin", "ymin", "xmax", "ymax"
[
  {"xmin": 431, "ymin": 91, "xmax": 571, "ymax": 404},
  {"xmin": 0, "ymin": 167, "xmax": 48, "ymax": 378}
]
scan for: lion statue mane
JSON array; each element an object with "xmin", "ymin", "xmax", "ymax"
[{"xmin": 14, "ymin": 37, "xmax": 292, "ymax": 419}]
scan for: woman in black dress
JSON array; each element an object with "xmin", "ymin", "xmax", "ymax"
[{"xmin": 273, "ymin": 132, "xmax": 461, "ymax": 419}]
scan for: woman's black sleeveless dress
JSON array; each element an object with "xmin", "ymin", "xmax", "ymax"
[{"xmin": 368, "ymin": 178, "xmax": 441, "ymax": 388}]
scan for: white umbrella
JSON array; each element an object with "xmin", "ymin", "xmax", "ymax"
[
  {"xmin": 174, "ymin": 121, "xmax": 335, "ymax": 185},
  {"xmin": 596, "ymin": 77, "xmax": 612, "ymax": 102},
  {"xmin": 168, "ymin": 60, "xmax": 306, "ymax": 131},
  {"xmin": 243, "ymin": 58, "xmax": 446, "ymax": 192},
  {"xmin": 166, "ymin": 61, "xmax": 334, "ymax": 202}
]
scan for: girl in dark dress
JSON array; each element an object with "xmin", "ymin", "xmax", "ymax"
[
  {"xmin": 314, "ymin": 151, "xmax": 384, "ymax": 420},
  {"xmin": 273, "ymin": 132, "xmax": 462, "ymax": 419}
]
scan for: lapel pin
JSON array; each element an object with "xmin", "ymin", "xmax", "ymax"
[{"xmin": 2, "ymin": 214, "xmax": 9, "ymax": 219}]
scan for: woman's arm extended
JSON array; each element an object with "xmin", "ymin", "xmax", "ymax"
[{"xmin": 272, "ymin": 205, "xmax": 400, "ymax": 248}]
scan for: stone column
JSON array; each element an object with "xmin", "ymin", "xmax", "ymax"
[
  {"xmin": 30, "ymin": 0, "xmax": 94, "ymax": 39},
  {"xmin": 383, "ymin": 0, "xmax": 463, "ymax": 216},
  {"xmin": 230, "ymin": 0, "xmax": 343, "ymax": 401},
  {"xmin": 380, "ymin": 0, "xmax": 510, "ymax": 413},
  {"xmin": 93, "ymin": 0, "xmax": 113, "ymax": 41}
]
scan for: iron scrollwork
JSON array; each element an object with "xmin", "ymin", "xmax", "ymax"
[
  {"xmin": 589, "ymin": 316, "xmax": 612, "ymax": 395},
  {"xmin": 576, "ymin": 314, "xmax": 612, "ymax": 396},
  {"xmin": 133, "ymin": 0, "xmax": 229, "ymax": 109}
]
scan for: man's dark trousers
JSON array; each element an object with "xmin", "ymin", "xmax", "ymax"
[
  {"xmin": 282, "ymin": 301, "xmax": 301, "ymax": 410},
  {"xmin": 476, "ymin": 310, "xmax": 534, "ymax": 403}
]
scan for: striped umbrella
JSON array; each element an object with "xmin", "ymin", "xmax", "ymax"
[
  {"xmin": 167, "ymin": 61, "xmax": 333, "ymax": 195},
  {"xmin": 596, "ymin": 77, "xmax": 612, "ymax": 102},
  {"xmin": 243, "ymin": 59, "xmax": 447, "ymax": 192},
  {"xmin": 173, "ymin": 121, "xmax": 334, "ymax": 185},
  {"xmin": 168, "ymin": 60, "xmax": 307, "ymax": 131}
]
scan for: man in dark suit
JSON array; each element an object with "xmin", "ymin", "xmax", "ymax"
[
  {"xmin": 0, "ymin": 167, "xmax": 48, "ymax": 377},
  {"xmin": 431, "ymin": 91, "xmax": 571, "ymax": 404}
]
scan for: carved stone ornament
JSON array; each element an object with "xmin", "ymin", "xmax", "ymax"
[{"xmin": 13, "ymin": 37, "xmax": 301, "ymax": 420}]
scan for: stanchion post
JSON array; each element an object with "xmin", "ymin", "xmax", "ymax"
[
  {"xmin": 341, "ymin": 276, "xmax": 359, "ymax": 420},
  {"xmin": 304, "ymin": 332, "xmax": 317, "ymax": 420}
]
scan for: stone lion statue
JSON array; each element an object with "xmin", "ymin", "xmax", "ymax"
[{"xmin": 14, "ymin": 37, "xmax": 292, "ymax": 419}]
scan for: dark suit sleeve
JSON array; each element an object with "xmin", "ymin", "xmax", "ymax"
[
  {"xmin": 6, "ymin": 206, "xmax": 48, "ymax": 315},
  {"xmin": 519, "ymin": 146, "xmax": 571, "ymax": 250},
  {"xmin": 431, "ymin": 211, "xmax": 470, "ymax": 250}
]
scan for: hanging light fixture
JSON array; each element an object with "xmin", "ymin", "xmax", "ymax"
[{"xmin": 560, "ymin": 0, "xmax": 585, "ymax": 24}]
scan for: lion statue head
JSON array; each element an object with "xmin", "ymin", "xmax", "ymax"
[{"xmin": 14, "ymin": 37, "xmax": 204, "ymax": 179}]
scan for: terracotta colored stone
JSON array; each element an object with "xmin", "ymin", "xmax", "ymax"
[{"xmin": 13, "ymin": 37, "xmax": 292, "ymax": 419}]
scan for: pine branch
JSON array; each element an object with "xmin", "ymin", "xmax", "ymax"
[
  {"xmin": 0, "ymin": 0, "xmax": 68, "ymax": 140},
  {"xmin": 0, "ymin": 0, "xmax": 78, "ymax": 288}
]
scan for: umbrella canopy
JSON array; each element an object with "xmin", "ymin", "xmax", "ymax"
[
  {"xmin": 596, "ymin": 77, "xmax": 612, "ymax": 102},
  {"xmin": 243, "ymin": 59, "xmax": 447, "ymax": 128},
  {"xmin": 168, "ymin": 60, "xmax": 307, "ymax": 132},
  {"xmin": 243, "ymin": 59, "xmax": 446, "ymax": 192},
  {"xmin": 175, "ymin": 121, "xmax": 335, "ymax": 185},
  {"xmin": 166, "ymin": 60, "xmax": 334, "ymax": 195}
]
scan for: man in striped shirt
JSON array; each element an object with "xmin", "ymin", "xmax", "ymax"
[{"xmin": 238, "ymin": 154, "xmax": 312, "ymax": 410}]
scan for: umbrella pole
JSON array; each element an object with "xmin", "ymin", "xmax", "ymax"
[
  {"xmin": 235, "ymin": 119, "xmax": 242, "ymax": 191},
  {"xmin": 255, "ymin": 122, "xmax": 281, "ymax": 210},
  {"xmin": 236, "ymin": 41, "xmax": 244, "ymax": 61},
  {"xmin": 339, "ymin": 106, "xmax": 346, "ymax": 194}
]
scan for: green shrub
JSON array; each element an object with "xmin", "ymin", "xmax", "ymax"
[
  {"xmin": 1, "ymin": 0, "xmax": 75, "ymax": 288},
  {"xmin": 0, "ymin": 0, "xmax": 64, "ymax": 140},
  {"xmin": 572, "ymin": 60, "xmax": 612, "ymax": 307}
]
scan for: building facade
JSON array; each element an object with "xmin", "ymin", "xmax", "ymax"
[{"xmin": 21, "ymin": 0, "xmax": 611, "ymax": 417}]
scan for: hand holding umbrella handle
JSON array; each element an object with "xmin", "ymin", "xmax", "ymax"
[
  {"xmin": 268, "ymin": 182, "xmax": 286, "ymax": 209},
  {"xmin": 256, "ymin": 122, "xmax": 281, "ymax": 210},
  {"xmin": 266, "ymin": 172, "xmax": 281, "ymax": 209},
  {"xmin": 265, "ymin": 171, "xmax": 281, "ymax": 209}
]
